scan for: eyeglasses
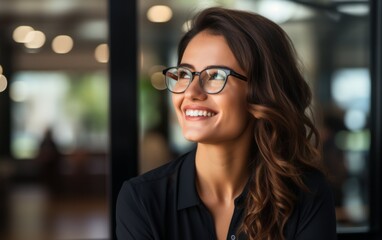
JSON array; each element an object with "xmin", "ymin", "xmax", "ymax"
[{"xmin": 162, "ymin": 66, "xmax": 247, "ymax": 94}]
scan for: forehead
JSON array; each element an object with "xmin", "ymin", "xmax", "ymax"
[{"xmin": 180, "ymin": 31, "xmax": 241, "ymax": 71}]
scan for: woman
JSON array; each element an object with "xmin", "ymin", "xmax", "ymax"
[{"xmin": 117, "ymin": 7, "xmax": 337, "ymax": 240}]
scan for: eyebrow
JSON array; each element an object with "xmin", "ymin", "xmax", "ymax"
[
  {"xmin": 178, "ymin": 63, "xmax": 194, "ymax": 69},
  {"xmin": 178, "ymin": 63, "xmax": 234, "ymax": 71}
]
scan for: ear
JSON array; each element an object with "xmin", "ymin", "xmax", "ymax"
[{"xmin": 247, "ymin": 103, "xmax": 261, "ymax": 119}]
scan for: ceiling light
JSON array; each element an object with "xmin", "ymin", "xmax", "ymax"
[
  {"xmin": 337, "ymin": 4, "xmax": 369, "ymax": 16},
  {"xmin": 13, "ymin": 25, "xmax": 34, "ymax": 43},
  {"xmin": 24, "ymin": 30, "xmax": 46, "ymax": 49},
  {"xmin": 94, "ymin": 44, "xmax": 109, "ymax": 63},
  {"xmin": 182, "ymin": 20, "xmax": 192, "ymax": 32},
  {"xmin": 258, "ymin": 0, "xmax": 296, "ymax": 24},
  {"xmin": 147, "ymin": 5, "xmax": 173, "ymax": 23},
  {"xmin": 52, "ymin": 35, "xmax": 74, "ymax": 54},
  {"xmin": 0, "ymin": 75, "xmax": 7, "ymax": 93}
]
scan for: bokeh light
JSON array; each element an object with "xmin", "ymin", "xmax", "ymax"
[
  {"xmin": 147, "ymin": 5, "xmax": 173, "ymax": 23},
  {"xmin": 94, "ymin": 43, "xmax": 109, "ymax": 63},
  {"xmin": 13, "ymin": 25, "xmax": 34, "ymax": 43},
  {"xmin": 345, "ymin": 109, "xmax": 367, "ymax": 131},
  {"xmin": 182, "ymin": 20, "xmax": 192, "ymax": 32},
  {"xmin": 24, "ymin": 30, "xmax": 46, "ymax": 49},
  {"xmin": 0, "ymin": 75, "xmax": 7, "ymax": 92},
  {"xmin": 150, "ymin": 72, "xmax": 166, "ymax": 90},
  {"xmin": 52, "ymin": 35, "xmax": 74, "ymax": 54}
]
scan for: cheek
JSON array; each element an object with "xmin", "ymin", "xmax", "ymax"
[
  {"xmin": 224, "ymin": 88, "xmax": 247, "ymax": 110},
  {"xmin": 171, "ymin": 94, "xmax": 181, "ymax": 109},
  {"xmin": 222, "ymin": 94, "xmax": 249, "ymax": 125},
  {"xmin": 228, "ymin": 107, "xmax": 249, "ymax": 126},
  {"xmin": 217, "ymin": 95, "xmax": 248, "ymax": 119},
  {"xmin": 171, "ymin": 95, "xmax": 183, "ymax": 120}
]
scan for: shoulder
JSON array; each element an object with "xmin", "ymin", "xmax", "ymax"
[
  {"xmin": 132, "ymin": 150, "xmax": 191, "ymax": 182},
  {"xmin": 296, "ymin": 168, "xmax": 334, "ymax": 211},
  {"xmin": 117, "ymin": 150, "xmax": 192, "ymax": 202},
  {"xmin": 301, "ymin": 169, "xmax": 331, "ymax": 195},
  {"xmin": 116, "ymin": 150, "xmax": 198, "ymax": 239},
  {"xmin": 288, "ymin": 168, "xmax": 337, "ymax": 239},
  {"xmin": 116, "ymin": 151, "xmax": 194, "ymax": 238}
]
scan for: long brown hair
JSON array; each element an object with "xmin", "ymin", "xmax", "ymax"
[{"xmin": 177, "ymin": 7, "xmax": 322, "ymax": 240}]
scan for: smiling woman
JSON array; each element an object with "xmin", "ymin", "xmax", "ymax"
[
  {"xmin": 171, "ymin": 32, "xmax": 251, "ymax": 145},
  {"xmin": 116, "ymin": 7, "xmax": 337, "ymax": 240}
]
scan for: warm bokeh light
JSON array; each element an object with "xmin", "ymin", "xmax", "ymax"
[
  {"xmin": 150, "ymin": 72, "xmax": 166, "ymax": 90},
  {"xmin": 94, "ymin": 43, "xmax": 109, "ymax": 63},
  {"xmin": 24, "ymin": 30, "xmax": 46, "ymax": 49},
  {"xmin": 52, "ymin": 35, "xmax": 74, "ymax": 54},
  {"xmin": 147, "ymin": 5, "xmax": 173, "ymax": 23},
  {"xmin": 0, "ymin": 64, "xmax": 3, "ymax": 75},
  {"xmin": 148, "ymin": 65, "xmax": 166, "ymax": 89},
  {"xmin": 12, "ymin": 25, "xmax": 34, "ymax": 43},
  {"xmin": 0, "ymin": 75, "xmax": 7, "ymax": 92},
  {"xmin": 148, "ymin": 65, "xmax": 166, "ymax": 76}
]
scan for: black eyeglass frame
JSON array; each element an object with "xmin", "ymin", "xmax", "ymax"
[{"xmin": 162, "ymin": 66, "xmax": 248, "ymax": 94}]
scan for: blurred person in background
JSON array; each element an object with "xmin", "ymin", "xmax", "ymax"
[
  {"xmin": 117, "ymin": 7, "xmax": 336, "ymax": 240},
  {"xmin": 36, "ymin": 128, "xmax": 62, "ymax": 195}
]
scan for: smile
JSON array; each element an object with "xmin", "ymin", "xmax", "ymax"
[{"xmin": 185, "ymin": 109, "xmax": 216, "ymax": 117}]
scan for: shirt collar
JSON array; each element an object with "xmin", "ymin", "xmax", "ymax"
[
  {"xmin": 176, "ymin": 148, "xmax": 251, "ymax": 210},
  {"xmin": 177, "ymin": 148, "xmax": 200, "ymax": 210},
  {"xmin": 234, "ymin": 177, "xmax": 250, "ymax": 207}
]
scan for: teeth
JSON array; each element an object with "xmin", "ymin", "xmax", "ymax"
[{"xmin": 185, "ymin": 109, "xmax": 215, "ymax": 117}]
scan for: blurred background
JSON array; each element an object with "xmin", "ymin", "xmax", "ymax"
[
  {"xmin": 0, "ymin": 0, "xmax": 109, "ymax": 239},
  {"xmin": 0, "ymin": 0, "xmax": 376, "ymax": 239}
]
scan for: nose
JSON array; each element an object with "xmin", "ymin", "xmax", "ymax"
[{"xmin": 184, "ymin": 75, "xmax": 207, "ymax": 100}]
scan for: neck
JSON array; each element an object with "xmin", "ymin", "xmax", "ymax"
[{"xmin": 195, "ymin": 139, "xmax": 252, "ymax": 202}]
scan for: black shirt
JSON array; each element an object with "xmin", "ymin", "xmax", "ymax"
[{"xmin": 116, "ymin": 149, "xmax": 337, "ymax": 240}]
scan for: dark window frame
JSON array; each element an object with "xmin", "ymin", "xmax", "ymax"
[{"xmin": 109, "ymin": 0, "xmax": 138, "ymax": 239}]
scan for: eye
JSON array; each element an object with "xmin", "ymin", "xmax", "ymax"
[
  {"xmin": 178, "ymin": 69, "xmax": 191, "ymax": 80},
  {"xmin": 207, "ymin": 69, "xmax": 226, "ymax": 80}
]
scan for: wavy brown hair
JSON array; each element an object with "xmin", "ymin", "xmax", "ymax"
[{"xmin": 177, "ymin": 7, "xmax": 322, "ymax": 240}]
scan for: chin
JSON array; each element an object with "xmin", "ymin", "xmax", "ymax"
[
  {"xmin": 183, "ymin": 131, "xmax": 207, "ymax": 143},
  {"xmin": 183, "ymin": 134, "xmax": 200, "ymax": 143},
  {"xmin": 183, "ymin": 133, "xmax": 220, "ymax": 145}
]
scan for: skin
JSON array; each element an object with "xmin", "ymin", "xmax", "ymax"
[{"xmin": 172, "ymin": 30, "xmax": 254, "ymax": 240}]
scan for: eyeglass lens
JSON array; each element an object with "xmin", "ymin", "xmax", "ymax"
[{"xmin": 165, "ymin": 67, "xmax": 227, "ymax": 93}]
